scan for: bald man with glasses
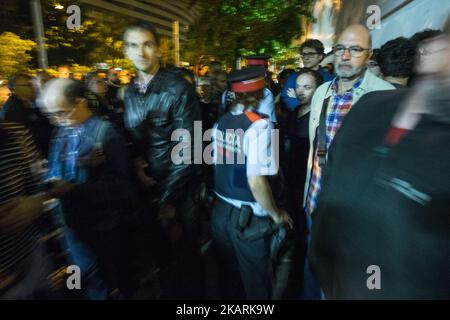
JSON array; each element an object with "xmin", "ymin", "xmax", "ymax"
[{"xmin": 301, "ymin": 25, "xmax": 395, "ymax": 299}]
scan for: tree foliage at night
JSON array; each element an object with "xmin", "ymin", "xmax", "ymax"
[
  {"xmin": 183, "ymin": 0, "xmax": 315, "ymax": 66},
  {"xmin": 0, "ymin": 32, "xmax": 37, "ymax": 77},
  {"xmin": 42, "ymin": 0, "xmax": 130, "ymax": 68},
  {"xmin": 0, "ymin": 0, "xmax": 180, "ymax": 75},
  {"xmin": 0, "ymin": 0, "xmax": 134, "ymax": 71},
  {"xmin": 40, "ymin": 0, "xmax": 171, "ymax": 69}
]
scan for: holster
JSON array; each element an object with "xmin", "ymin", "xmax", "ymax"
[
  {"xmin": 236, "ymin": 205, "xmax": 253, "ymax": 232},
  {"xmin": 233, "ymin": 204, "xmax": 289, "ymax": 261},
  {"xmin": 270, "ymin": 224, "xmax": 288, "ymax": 261}
]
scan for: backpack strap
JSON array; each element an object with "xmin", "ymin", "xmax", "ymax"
[
  {"xmin": 317, "ymin": 83, "xmax": 333, "ymax": 168},
  {"xmin": 92, "ymin": 119, "xmax": 111, "ymax": 149},
  {"xmin": 244, "ymin": 110, "xmax": 263, "ymax": 123}
]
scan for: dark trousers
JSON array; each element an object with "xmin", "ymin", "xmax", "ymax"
[
  {"xmin": 0, "ymin": 242, "xmax": 52, "ymax": 300},
  {"xmin": 277, "ymin": 135, "xmax": 309, "ymax": 299},
  {"xmin": 287, "ymin": 136, "xmax": 309, "ymax": 215},
  {"xmin": 157, "ymin": 190, "xmax": 205, "ymax": 299},
  {"xmin": 211, "ymin": 198, "xmax": 273, "ymax": 300},
  {"xmin": 79, "ymin": 225, "xmax": 134, "ymax": 298}
]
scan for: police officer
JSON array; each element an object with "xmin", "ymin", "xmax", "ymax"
[
  {"xmin": 211, "ymin": 68, "xmax": 293, "ymax": 300},
  {"xmin": 221, "ymin": 55, "xmax": 277, "ymax": 123},
  {"xmin": 245, "ymin": 55, "xmax": 278, "ymax": 91}
]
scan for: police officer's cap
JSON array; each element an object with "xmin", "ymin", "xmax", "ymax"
[
  {"xmin": 228, "ymin": 68, "xmax": 266, "ymax": 93},
  {"xmin": 245, "ymin": 55, "xmax": 270, "ymax": 66}
]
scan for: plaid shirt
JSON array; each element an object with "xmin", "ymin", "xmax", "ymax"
[{"xmin": 305, "ymin": 77, "xmax": 363, "ymax": 215}]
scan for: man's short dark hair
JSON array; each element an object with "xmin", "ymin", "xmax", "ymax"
[
  {"xmin": 8, "ymin": 74, "xmax": 32, "ymax": 91},
  {"xmin": 370, "ymin": 49, "xmax": 381, "ymax": 63},
  {"xmin": 171, "ymin": 67, "xmax": 196, "ymax": 85},
  {"xmin": 410, "ymin": 29, "xmax": 443, "ymax": 46},
  {"xmin": 378, "ymin": 37, "xmax": 416, "ymax": 78},
  {"xmin": 124, "ymin": 22, "xmax": 160, "ymax": 47},
  {"xmin": 64, "ymin": 79, "xmax": 89, "ymax": 104},
  {"xmin": 208, "ymin": 61, "xmax": 223, "ymax": 70},
  {"xmin": 296, "ymin": 68, "xmax": 324, "ymax": 88},
  {"xmin": 277, "ymin": 68, "xmax": 296, "ymax": 83},
  {"xmin": 300, "ymin": 39, "xmax": 325, "ymax": 55}
]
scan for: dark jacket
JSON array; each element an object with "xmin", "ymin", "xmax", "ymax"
[
  {"xmin": 124, "ymin": 68, "xmax": 201, "ymax": 205},
  {"xmin": 0, "ymin": 95, "xmax": 53, "ymax": 157},
  {"xmin": 48, "ymin": 117, "xmax": 139, "ymax": 232},
  {"xmin": 309, "ymin": 89, "xmax": 450, "ymax": 299}
]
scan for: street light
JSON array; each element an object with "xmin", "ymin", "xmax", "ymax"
[
  {"xmin": 31, "ymin": 0, "xmax": 48, "ymax": 70},
  {"xmin": 55, "ymin": 3, "xmax": 64, "ymax": 10}
]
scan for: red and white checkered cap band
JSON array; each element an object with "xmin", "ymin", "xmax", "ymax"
[{"xmin": 230, "ymin": 76, "xmax": 265, "ymax": 93}]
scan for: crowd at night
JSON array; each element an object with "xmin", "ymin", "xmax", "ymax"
[{"xmin": 0, "ymin": 0, "xmax": 449, "ymax": 301}]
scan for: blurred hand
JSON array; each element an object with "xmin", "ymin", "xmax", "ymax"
[
  {"xmin": 197, "ymin": 87, "xmax": 205, "ymax": 98},
  {"xmin": 134, "ymin": 158, "xmax": 157, "ymax": 187},
  {"xmin": 272, "ymin": 209, "xmax": 294, "ymax": 230},
  {"xmin": 48, "ymin": 180, "xmax": 76, "ymax": 199},
  {"xmin": 157, "ymin": 204, "xmax": 176, "ymax": 221},
  {"xmin": 87, "ymin": 149, "xmax": 105, "ymax": 168},
  {"xmin": 287, "ymin": 88, "xmax": 297, "ymax": 99}
]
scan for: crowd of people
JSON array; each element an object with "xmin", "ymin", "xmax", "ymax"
[{"xmin": 0, "ymin": 18, "xmax": 449, "ymax": 300}]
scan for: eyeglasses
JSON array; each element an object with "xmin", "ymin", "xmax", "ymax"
[
  {"xmin": 46, "ymin": 109, "xmax": 72, "ymax": 119},
  {"xmin": 333, "ymin": 45, "xmax": 371, "ymax": 58}
]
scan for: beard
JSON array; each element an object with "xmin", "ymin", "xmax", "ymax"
[{"xmin": 336, "ymin": 64, "xmax": 365, "ymax": 80}]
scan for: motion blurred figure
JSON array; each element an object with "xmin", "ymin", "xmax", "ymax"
[
  {"xmin": 41, "ymin": 78, "xmax": 139, "ymax": 298},
  {"xmin": 0, "ymin": 74, "xmax": 52, "ymax": 158},
  {"xmin": 309, "ymin": 24, "xmax": 450, "ymax": 299}
]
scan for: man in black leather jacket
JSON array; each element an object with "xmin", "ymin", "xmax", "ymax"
[{"xmin": 123, "ymin": 22, "xmax": 203, "ymax": 298}]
